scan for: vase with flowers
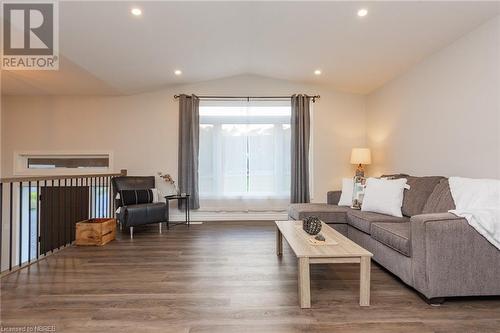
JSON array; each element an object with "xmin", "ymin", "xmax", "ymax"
[{"xmin": 158, "ymin": 172, "xmax": 179, "ymax": 195}]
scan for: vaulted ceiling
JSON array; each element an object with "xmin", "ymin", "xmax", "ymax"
[{"xmin": 2, "ymin": 1, "xmax": 499, "ymax": 96}]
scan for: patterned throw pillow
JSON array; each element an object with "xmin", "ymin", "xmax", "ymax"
[
  {"xmin": 119, "ymin": 189, "xmax": 154, "ymax": 206},
  {"xmin": 352, "ymin": 176, "xmax": 366, "ymax": 209}
]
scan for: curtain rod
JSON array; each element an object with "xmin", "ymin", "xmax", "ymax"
[{"xmin": 173, "ymin": 94, "xmax": 320, "ymax": 102}]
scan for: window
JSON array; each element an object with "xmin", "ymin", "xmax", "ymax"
[
  {"xmin": 27, "ymin": 155, "xmax": 109, "ymax": 169},
  {"xmin": 14, "ymin": 152, "xmax": 113, "ymax": 175},
  {"xmin": 199, "ymin": 100, "xmax": 291, "ymax": 207}
]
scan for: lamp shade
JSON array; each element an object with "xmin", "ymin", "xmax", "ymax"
[{"xmin": 350, "ymin": 148, "xmax": 372, "ymax": 165}]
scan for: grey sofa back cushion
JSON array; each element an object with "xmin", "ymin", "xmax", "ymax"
[
  {"xmin": 422, "ymin": 178, "xmax": 456, "ymax": 214},
  {"xmin": 402, "ymin": 176, "xmax": 444, "ymax": 217}
]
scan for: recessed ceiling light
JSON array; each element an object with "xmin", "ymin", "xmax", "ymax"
[
  {"xmin": 357, "ymin": 8, "xmax": 368, "ymax": 17},
  {"xmin": 131, "ymin": 8, "xmax": 142, "ymax": 16},
  {"xmin": 174, "ymin": 70, "xmax": 182, "ymax": 76},
  {"xmin": 314, "ymin": 69, "xmax": 322, "ymax": 76}
]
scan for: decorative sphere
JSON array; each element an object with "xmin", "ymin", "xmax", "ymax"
[{"xmin": 302, "ymin": 216, "xmax": 322, "ymax": 235}]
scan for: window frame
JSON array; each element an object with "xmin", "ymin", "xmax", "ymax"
[
  {"xmin": 13, "ymin": 151, "xmax": 114, "ymax": 176},
  {"xmin": 199, "ymin": 100, "xmax": 292, "ymax": 199}
]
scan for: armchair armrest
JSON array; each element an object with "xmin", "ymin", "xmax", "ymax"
[
  {"xmin": 410, "ymin": 213, "xmax": 500, "ymax": 298},
  {"xmin": 327, "ymin": 190, "xmax": 341, "ymax": 205}
]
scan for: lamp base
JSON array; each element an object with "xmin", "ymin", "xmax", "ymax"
[{"xmin": 355, "ymin": 164, "xmax": 365, "ymax": 177}]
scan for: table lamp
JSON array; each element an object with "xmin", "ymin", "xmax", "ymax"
[{"xmin": 350, "ymin": 148, "xmax": 371, "ymax": 177}]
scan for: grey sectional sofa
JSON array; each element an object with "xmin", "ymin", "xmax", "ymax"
[{"xmin": 288, "ymin": 175, "xmax": 500, "ymax": 303}]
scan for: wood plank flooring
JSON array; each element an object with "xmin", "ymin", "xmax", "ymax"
[{"xmin": 1, "ymin": 221, "xmax": 500, "ymax": 333}]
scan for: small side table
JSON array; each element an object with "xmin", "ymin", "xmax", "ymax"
[{"xmin": 164, "ymin": 194, "xmax": 191, "ymax": 229}]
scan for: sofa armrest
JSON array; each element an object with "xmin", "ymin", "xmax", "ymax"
[
  {"xmin": 410, "ymin": 213, "xmax": 500, "ymax": 298},
  {"xmin": 327, "ymin": 190, "xmax": 341, "ymax": 205}
]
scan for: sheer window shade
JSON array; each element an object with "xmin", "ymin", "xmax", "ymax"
[{"xmin": 199, "ymin": 100, "xmax": 291, "ymax": 211}]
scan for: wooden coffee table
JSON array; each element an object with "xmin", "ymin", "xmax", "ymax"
[{"xmin": 275, "ymin": 220, "xmax": 373, "ymax": 308}]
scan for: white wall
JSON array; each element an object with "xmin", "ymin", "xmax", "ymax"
[
  {"xmin": 1, "ymin": 74, "xmax": 366, "ymax": 206},
  {"xmin": 367, "ymin": 16, "xmax": 500, "ymax": 178}
]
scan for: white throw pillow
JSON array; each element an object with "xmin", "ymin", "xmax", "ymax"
[
  {"xmin": 338, "ymin": 178, "xmax": 354, "ymax": 206},
  {"xmin": 150, "ymin": 188, "xmax": 161, "ymax": 203},
  {"xmin": 361, "ymin": 178, "xmax": 408, "ymax": 217}
]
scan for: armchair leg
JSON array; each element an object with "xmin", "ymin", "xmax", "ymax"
[
  {"xmin": 159, "ymin": 222, "xmax": 162, "ymax": 234},
  {"xmin": 130, "ymin": 226, "xmax": 134, "ymax": 239}
]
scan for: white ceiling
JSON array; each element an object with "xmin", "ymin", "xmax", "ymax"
[{"xmin": 2, "ymin": 1, "xmax": 499, "ymax": 96}]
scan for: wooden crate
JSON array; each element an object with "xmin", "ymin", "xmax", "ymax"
[{"xmin": 76, "ymin": 218, "xmax": 116, "ymax": 246}]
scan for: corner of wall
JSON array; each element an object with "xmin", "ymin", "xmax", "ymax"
[{"xmin": 363, "ymin": 16, "xmax": 500, "ymax": 178}]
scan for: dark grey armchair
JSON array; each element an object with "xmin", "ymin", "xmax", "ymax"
[{"xmin": 111, "ymin": 176, "xmax": 168, "ymax": 239}]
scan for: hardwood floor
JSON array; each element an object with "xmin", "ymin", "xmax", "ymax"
[{"xmin": 1, "ymin": 221, "xmax": 499, "ymax": 332}]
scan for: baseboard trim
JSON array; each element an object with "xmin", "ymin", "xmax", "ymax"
[{"xmin": 168, "ymin": 211, "xmax": 288, "ymax": 221}]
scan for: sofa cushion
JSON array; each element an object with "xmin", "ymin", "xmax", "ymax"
[
  {"xmin": 402, "ymin": 176, "xmax": 444, "ymax": 217},
  {"xmin": 327, "ymin": 191, "xmax": 342, "ymax": 205},
  {"xmin": 347, "ymin": 210, "xmax": 409, "ymax": 234},
  {"xmin": 422, "ymin": 178, "xmax": 456, "ymax": 214},
  {"xmin": 331, "ymin": 223, "xmax": 348, "ymax": 236},
  {"xmin": 371, "ymin": 222, "xmax": 411, "ymax": 257},
  {"xmin": 288, "ymin": 204, "xmax": 349, "ymax": 224}
]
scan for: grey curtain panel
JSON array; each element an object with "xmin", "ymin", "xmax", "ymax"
[
  {"xmin": 291, "ymin": 94, "xmax": 311, "ymax": 203},
  {"xmin": 178, "ymin": 94, "xmax": 200, "ymax": 209}
]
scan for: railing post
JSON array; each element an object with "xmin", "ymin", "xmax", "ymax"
[
  {"xmin": 107, "ymin": 177, "xmax": 111, "ymax": 218},
  {"xmin": 93, "ymin": 177, "xmax": 96, "ymax": 218},
  {"xmin": 36, "ymin": 180, "xmax": 40, "ymax": 260},
  {"xmin": 9, "ymin": 183, "xmax": 13, "ymax": 271},
  {"xmin": 55, "ymin": 179, "xmax": 59, "ymax": 250},
  {"xmin": 101, "ymin": 177, "xmax": 104, "ymax": 218},
  {"xmin": 19, "ymin": 182, "xmax": 23, "ymax": 267},
  {"xmin": 28, "ymin": 181, "xmax": 32, "ymax": 262},
  {"xmin": 0, "ymin": 182, "xmax": 3, "ymax": 270}
]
